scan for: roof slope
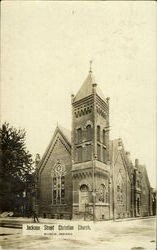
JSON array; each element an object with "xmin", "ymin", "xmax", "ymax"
[
  {"xmin": 36, "ymin": 125, "xmax": 71, "ymax": 173},
  {"xmin": 74, "ymin": 71, "xmax": 95, "ymax": 102},
  {"xmin": 137, "ymin": 164, "xmax": 150, "ymax": 188},
  {"xmin": 74, "ymin": 70, "xmax": 107, "ymax": 103},
  {"xmin": 109, "ymin": 138, "xmax": 134, "ymax": 179},
  {"xmin": 57, "ymin": 124, "xmax": 71, "ymax": 144}
]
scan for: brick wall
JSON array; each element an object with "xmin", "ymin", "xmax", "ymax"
[
  {"xmin": 114, "ymin": 152, "xmax": 132, "ymax": 218},
  {"xmin": 38, "ymin": 134, "xmax": 72, "ymax": 218}
]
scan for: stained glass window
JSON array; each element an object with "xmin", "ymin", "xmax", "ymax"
[{"xmin": 51, "ymin": 161, "xmax": 66, "ymax": 204}]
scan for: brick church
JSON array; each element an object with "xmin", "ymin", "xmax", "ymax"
[{"xmin": 34, "ymin": 65, "xmax": 155, "ymax": 220}]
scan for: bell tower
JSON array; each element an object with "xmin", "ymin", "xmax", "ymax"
[{"xmin": 71, "ymin": 62, "xmax": 111, "ymax": 220}]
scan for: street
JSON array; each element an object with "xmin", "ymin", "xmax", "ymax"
[{"xmin": 0, "ymin": 217, "xmax": 156, "ymax": 250}]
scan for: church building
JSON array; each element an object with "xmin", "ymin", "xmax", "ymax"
[{"xmin": 35, "ymin": 65, "xmax": 154, "ymax": 220}]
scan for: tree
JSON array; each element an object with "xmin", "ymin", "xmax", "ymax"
[{"xmin": 0, "ymin": 122, "xmax": 34, "ymax": 212}]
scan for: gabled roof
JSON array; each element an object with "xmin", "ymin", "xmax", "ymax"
[
  {"xmin": 36, "ymin": 125, "xmax": 71, "ymax": 173},
  {"xmin": 109, "ymin": 138, "xmax": 134, "ymax": 180}
]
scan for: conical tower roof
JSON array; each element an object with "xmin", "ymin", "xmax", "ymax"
[
  {"xmin": 73, "ymin": 71, "xmax": 95, "ymax": 102},
  {"xmin": 74, "ymin": 62, "xmax": 107, "ymax": 103}
]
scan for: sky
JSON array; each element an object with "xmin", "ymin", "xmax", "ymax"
[{"xmin": 1, "ymin": 1, "xmax": 156, "ymax": 187}]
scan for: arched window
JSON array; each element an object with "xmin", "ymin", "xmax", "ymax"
[
  {"xmin": 79, "ymin": 184, "xmax": 89, "ymax": 212},
  {"xmin": 86, "ymin": 125, "xmax": 92, "ymax": 141},
  {"xmin": 77, "ymin": 128, "xmax": 82, "ymax": 143},
  {"xmin": 97, "ymin": 126, "xmax": 101, "ymax": 142},
  {"xmin": 103, "ymin": 129, "xmax": 106, "ymax": 145},
  {"xmin": 116, "ymin": 172, "xmax": 125, "ymax": 204},
  {"xmin": 101, "ymin": 184, "xmax": 106, "ymax": 202},
  {"xmin": 52, "ymin": 161, "xmax": 66, "ymax": 205}
]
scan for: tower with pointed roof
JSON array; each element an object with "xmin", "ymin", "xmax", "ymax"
[
  {"xmin": 35, "ymin": 62, "xmax": 154, "ymax": 221},
  {"xmin": 71, "ymin": 63, "xmax": 111, "ymax": 220}
]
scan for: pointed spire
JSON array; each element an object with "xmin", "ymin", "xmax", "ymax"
[
  {"xmin": 73, "ymin": 61, "xmax": 107, "ymax": 103},
  {"xmin": 74, "ymin": 67, "xmax": 95, "ymax": 102}
]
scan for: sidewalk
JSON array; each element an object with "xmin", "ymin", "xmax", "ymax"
[
  {"xmin": 0, "ymin": 217, "xmax": 155, "ymax": 250},
  {"xmin": 0, "ymin": 215, "xmax": 155, "ymax": 229},
  {"xmin": 0, "ymin": 217, "xmax": 59, "ymax": 229}
]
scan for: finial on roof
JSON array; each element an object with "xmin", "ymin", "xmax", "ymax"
[{"xmin": 89, "ymin": 60, "xmax": 93, "ymax": 73}]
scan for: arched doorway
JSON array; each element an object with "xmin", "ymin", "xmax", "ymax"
[{"xmin": 79, "ymin": 184, "xmax": 89, "ymax": 212}]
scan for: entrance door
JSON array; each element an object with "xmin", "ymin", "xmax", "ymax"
[{"xmin": 79, "ymin": 184, "xmax": 89, "ymax": 212}]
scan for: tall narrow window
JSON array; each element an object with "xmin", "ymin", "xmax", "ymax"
[
  {"xmin": 103, "ymin": 129, "xmax": 106, "ymax": 145},
  {"xmin": 77, "ymin": 146, "xmax": 82, "ymax": 162},
  {"xmin": 77, "ymin": 128, "xmax": 82, "ymax": 143},
  {"xmin": 97, "ymin": 126, "xmax": 101, "ymax": 142},
  {"xmin": 79, "ymin": 184, "xmax": 89, "ymax": 212},
  {"xmin": 52, "ymin": 161, "xmax": 66, "ymax": 205},
  {"xmin": 99, "ymin": 184, "xmax": 106, "ymax": 202},
  {"xmin": 97, "ymin": 144, "xmax": 101, "ymax": 161},
  {"xmin": 86, "ymin": 125, "xmax": 92, "ymax": 141},
  {"xmin": 116, "ymin": 172, "xmax": 125, "ymax": 205}
]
